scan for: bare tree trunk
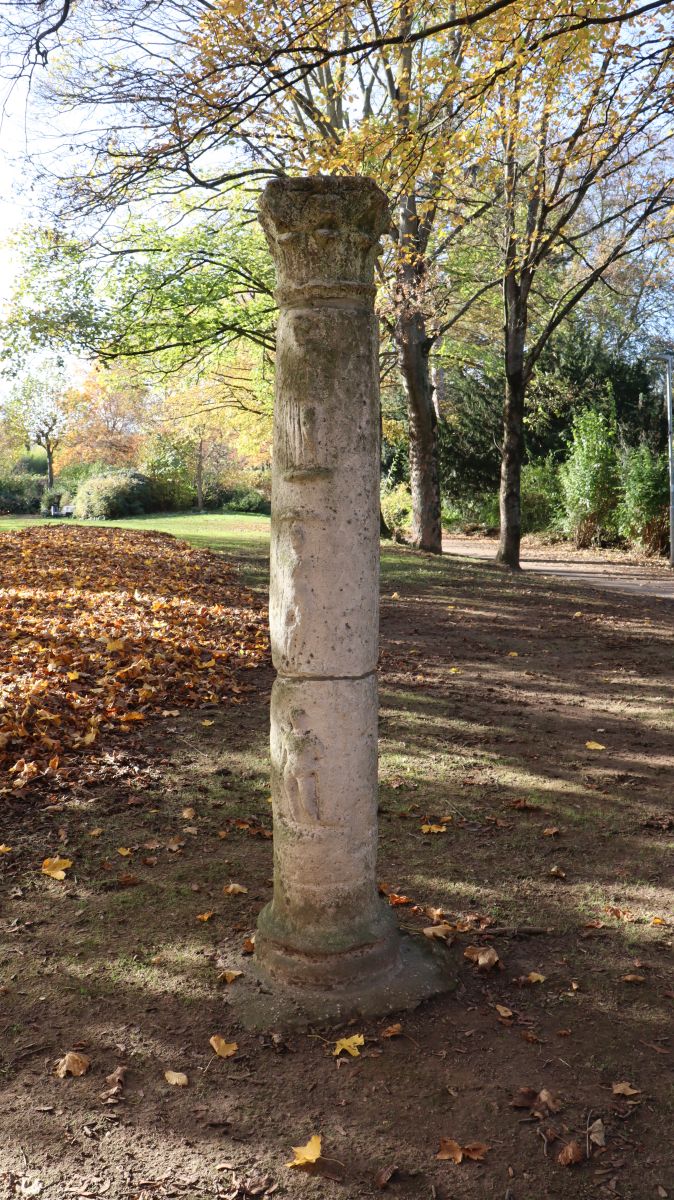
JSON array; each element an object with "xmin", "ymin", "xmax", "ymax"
[
  {"xmin": 45, "ymin": 442, "xmax": 54, "ymax": 489},
  {"xmin": 496, "ymin": 371, "xmax": 525, "ymax": 568},
  {"xmin": 195, "ymin": 437, "xmax": 204, "ymax": 511},
  {"xmin": 396, "ymin": 311, "xmax": 442, "ymax": 553}
]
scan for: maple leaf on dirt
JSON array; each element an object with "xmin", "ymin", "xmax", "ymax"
[
  {"xmin": 0, "ymin": 527, "xmax": 268, "ymax": 790},
  {"xmin": 41, "ymin": 857, "xmax": 72, "ymax": 880},
  {"xmin": 209, "ymin": 1036, "xmax": 238, "ymax": 1058},
  {"xmin": 333, "ymin": 1034, "xmax": 364, "ymax": 1057},
  {"xmin": 287, "ymin": 1134, "xmax": 322, "ymax": 1168},
  {"xmin": 436, "ymin": 1138, "xmax": 489, "ymax": 1163},
  {"xmin": 54, "ymin": 1051, "xmax": 90, "ymax": 1078}
]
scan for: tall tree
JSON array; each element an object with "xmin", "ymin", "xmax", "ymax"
[{"xmin": 3, "ymin": 360, "xmax": 72, "ymax": 485}]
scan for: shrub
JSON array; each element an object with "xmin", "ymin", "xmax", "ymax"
[
  {"xmin": 0, "ymin": 473, "xmax": 46, "ymax": 514},
  {"xmin": 617, "ymin": 444, "xmax": 670, "ymax": 554},
  {"xmin": 559, "ymin": 409, "xmax": 619, "ymax": 547},
  {"xmin": 73, "ymin": 471, "xmax": 152, "ymax": 519},
  {"xmin": 40, "ymin": 485, "xmax": 73, "ymax": 515},
  {"xmin": 223, "ymin": 487, "xmax": 271, "ymax": 515},
  {"xmin": 12, "ymin": 449, "xmax": 48, "ymax": 476},
  {"xmin": 56, "ymin": 461, "xmax": 120, "ymax": 491},
  {"xmin": 380, "ymin": 483, "xmax": 412, "ymax": 540},
  {"xmin": 440, "ymin": 491, "xmax": 499, "ymax": 532},
  {"xmin": 521, "ymin": 455, "xmax": 562, "ymax": 533}
]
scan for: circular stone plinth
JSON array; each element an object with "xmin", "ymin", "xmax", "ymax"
[{"xmin": 229, "ymin": 935, "xmax": 455, "ymax": 1033}]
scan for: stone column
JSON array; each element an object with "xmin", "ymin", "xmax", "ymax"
[
  {"xmin": 253, "ymin": 177, "xmax": 448, "ymax": 1022},
  {"xmin": 255, "ymin": 175, "xmax": 397, "ymax": 999}
]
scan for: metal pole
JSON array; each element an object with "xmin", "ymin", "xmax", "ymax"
[{"xmin": 662, "ymin": 355, "xmax": 666, "ymax": 566}]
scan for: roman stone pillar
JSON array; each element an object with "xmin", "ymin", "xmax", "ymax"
[
  {"xmin": 248, "ymin": 177, "xmax": 449, "ymax": 1024},
  {"xmin": 254, "ymin": 175, "xmax": 399, "ymax": 994}
]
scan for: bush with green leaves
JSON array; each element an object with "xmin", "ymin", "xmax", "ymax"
[
  {"xmin": 380, "ymin": 483, "xmax": 413, "ymax": 540},
  {"xmin": 73, "ymin": 470, "xmax": 153, "ymax": 519},
  {"xmin": 617, "ymin": 444, "xmax": 670, "ymax": 553},
  {"xmin": 12, "ymin": 448, "xmax": 48, "ymax": 476},
  {"xmin": 559, "ymin": 409, "xmax": 619, "ymax": 547},
  {"xmin": 521, "ymin": 455, "xmax": 562, "ymax": 533},
  {"xmin": 56, "ymin": 460, "xmax": 119, "ymax": 491},
  {"xmin": 140, "ymin": 436, "xmax": 195, "ymax": 511},
  {"xmin": 222, "ymin": 487, "xmax": 271, "ymax": 515},
  {"xmin": 40, "ymin": 485, "xmax": 73, "ymax": 514},
  {"xmin": 0, "ymin": 473, "xmax": 46, "ymax": 513}
]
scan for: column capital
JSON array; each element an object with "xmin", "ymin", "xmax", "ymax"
[{"xmin": 259, "ymin": 175, "xmax": 390, "ymax": 307}]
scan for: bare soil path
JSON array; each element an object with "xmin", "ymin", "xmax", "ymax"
[
  {"xmin": 1, "ymin": 525, "xmax": 672, "ymax": 1200},
  {"xmin": 443, "ymin": 534, "xmax": 674, "ymax": 601}
]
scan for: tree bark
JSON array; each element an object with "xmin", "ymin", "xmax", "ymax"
[
  {"xmin": 45, "ymin": 442, "xmax": 54, "ymax": 488},
  {"xmin": 496, "ymin": 371, "xmax": 525, "ymax": 568},
  {"xmin": 195, "ymin": 436, "xmax": 204, "ymax": 511},
  {"xmin": 396, "ymin": 310, "xmax": 442, "ymax": 553}
]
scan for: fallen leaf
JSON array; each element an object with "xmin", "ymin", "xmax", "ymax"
[
  {"xmin": 525, "ymin": 971, "xmax": 546, "ymax": 984},
  {"xmin": 223, "ymin": 883, "xmax": 248, "ymax": 895},
  {"xmin": 196, "ymin": 911, "xmax": 214, "ymax": 922},
  {"xmin": 105, "ymin": 1065, "xmax": 128, "ymax": 1088},
  {"xmin": 117, "ymin": 873, "xmax": 140, "ymax": 887},
  {"xmin": 423, "ymin": 923, "xmax": 454, "ymax": 941},
  {"xmin": 0, "ymin": 843, "xmax": 12, "ymax": 853},
  {"xmin": 507, "ymin": 651, "xmax": 519, "ymax": 657},
  {"xmin": 585, "ymin": 741, "xmax": 606, "ymax": 751},
  {"xmin": 652, "ymin": 916, "xmax": 667, "ymax": 926},
  {"xmin": 612, "ymin": 1081, "xmax": 640, "ymax": 1096},
  {"xmin": 380, "ymin": 1023, "xmax": 402, "ymax": 1039},
  {"xmin": 88, "ymin": 828, "xmax": 103, "ymax": 838},
  {"xmin": 521, "ymin": 1030, "xmax": 543, "ymax": 1044},
  {"xmin": 55, "ymin": 1051, "xmax": 90, "ymax": 1078},
  {"xmin": 374, "ymin": 1164, "xmax": 398, "ymax": 1189},
  {"xmin": 117, "ymin": 847, "xmax": 132, "ymax": 857},
  {"xmin": 543, "ymin": 827, "xmax": 560, "ymax": 837},
  {"xmin": 435, "ymin": 1138, "xmax": 463, "ymax": 1163},
  {"xmin": 387, "ymin": 892, "xmax": 413, "ymax": 906},
  {"xmin": 550, "ymin": 865, "xmax": 566, "ymax": 879},
  {"xmin": 209, "ymin": 1036, "xmax": 238, "ymax": 1058},
  {"xmin": 420, "ymin": 824, "xmax": 447, "ymax": 834},
  {"xmin": 464, "ymin": 945, "xmax": 500, "ymax": 971},
  {"xmin": 287, "ymin": 1134, "xmax": 322, "ymax": 1168},
  {"xmin": 621, "ymin": 974, "xmax": 645, "ymax": 984},
  {"xmin": 461, "ymin": 1143, "xmax": 489, "ymax": 1162},
  {"xmin": 242, "ymin": 936, "xmax": 255, "ymax": 954},
  {"xmin": 495, "ymin": 1004, "xmax": 514, "ymax": 1018},
  {"xmin": 588, "ymin": 1118, "xmax": 605, "ymax": 1147},
  {"xmin": 164, "ymin": 1070, "xmax": 189, "ymax": 1086},
  {"xmin": 436, "ymin": 1138, "xmax": 488, "ymax": 1163},
  {"xmin": 218, "ymin": 969, "xmax": 243, "ymax": 985},
  {"xmin": 41, "ymin": 857, "xmax": 72, "ymax": 880},
  {"xmin": 166, "ymin": 837, "xmax": 184, "ymax": 852},
  {"xmin": 557, "ymin": 1140, "xmax": 584, "ymax": 1166},
  {"xmin": 181, "ymin": 807, "xmax": 195, "ymax": 819},
  {"xmin": 201, "ymin": 719, "xmax": 215, "ymax": 727},
  {"xmin": 333, "ymin": 1034, "xmax": 365, "ymax": 1057}
]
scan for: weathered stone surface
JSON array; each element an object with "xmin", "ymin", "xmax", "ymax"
[{"xmin": 248, "ymin": 176, "xmax": 453, "ymax": 1020}]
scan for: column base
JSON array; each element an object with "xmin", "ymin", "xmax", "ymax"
[{"xmin": 230, "ymin": 933, "xmax": 455, "ymax": 1032}]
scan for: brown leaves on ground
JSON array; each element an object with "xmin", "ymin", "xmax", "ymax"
[
  {"xmin": 54, "ymin": 1051, "xmax": 90, "ymax": 1078},
  {"xmin": 0, "ymin": 526, "xmax": 268, "ymax": 789},
  {"xmin": 557, "ymin": 1140, "xmax": 584, "ymax": 1167},
  {"xmin": 510, "ymin": 1087, "xmax": 563, "ymax": 1117},
  {"xmin": 435, "ymin": 1138, "xmax": 489, "ymax": 1163},
  {"xmin": 464, "ymin": 945, "xmax": 500, "ymax": 971}
]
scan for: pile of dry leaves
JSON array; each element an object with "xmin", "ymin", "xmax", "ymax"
[{"xmin": 0, "ymin": 525, "xmax": 268, "ymax": 790}]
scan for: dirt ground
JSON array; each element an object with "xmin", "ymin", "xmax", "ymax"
[{"xmin": 1, "ymin": 533, "xmax": 672, "ymax": 1200}]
